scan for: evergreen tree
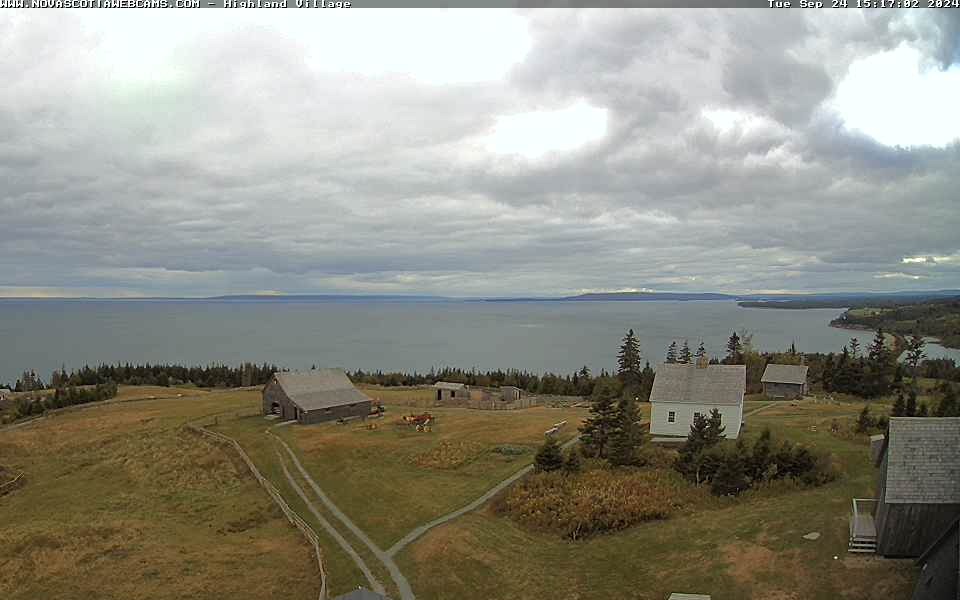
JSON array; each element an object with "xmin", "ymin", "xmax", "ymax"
[
  {"xmin": 855, "ymin": 404, "xmax": 875, "ymax": 433},
  {"xmin": 579, "ymin": 378, "xmax": 621, "ymax": 459},
  {"xmin": 665, "ymin": 341, "xmax": 678, "ymax": 364},
  {"xmin": 711, "ymin": 440, "xmax": 750, "ymax": 496},
  {"xmin": 694, "ymin": 340, "xmax": 706, "ymax": 360},
  {"xmin": 678, "ymin": 339, "xmax": 692, "ymax": 364},
  {"xmin": 789, "ymin": 341, "xmax": 798, "ymax": 355},
  {"xmin": 849, "ymin": 338, "xmax": 861, "ymax": 359},
  {"xmin": 905, "ymin": 389, "xmax": 918, "ymax": 417},
  {"xmin": 821, "ymin": 353, "xmax": 835, "ymax": 392},
  {"xmin": 617, "ymin": 329, "xmax": 643, "ymax": 394},
  {"xmin": 563, "ymin": 447, "xmax": 582, "ymax": 473},
  {"xmin": 891, "ymin": 390, "xmax": 906, "ymax": 417},
  {"xmin": 639, "ymin": 362, "xmax": 655, "ymax": 401},
  {"xmin": 917, "ymin": 402, "xmax": 929, "ymax": 417},
  {"xmin": 704, "ymin": 408, "xmax": 726, "ymax": 445},
  {"xmin": 725, "ymin": 331, "xmax": 743, "ymax": 365},
  {"xmin": 750, "ymin": 427, "xmax": 774, "ymax": 482},
  {"xmin": 905, "ymin": 335, "xmax": 926, "ymax": 390},
  {"xmin": 865, "ymin": 328, "xmax": 892, "ymax": 398},
  {"xmin": 936, "ymin": 386, "xmax": 958, "ymax": 417},
  {"xmin": 534, "ymin": 436, "xmax": 564, "ymax": 472},
  {"xmin": 609, "ymin": 396, "xmax": 644, "ymax": 467}
]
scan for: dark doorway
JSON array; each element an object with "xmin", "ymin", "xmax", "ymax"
[{"xmin": 271, "ymin": 402, "xmax": 281, "ymax": 415}]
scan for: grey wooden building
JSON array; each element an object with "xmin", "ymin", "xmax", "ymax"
[
  {"xmin": 872, "ymin": 418, "xmax": 960, "ymax": 557},
  {"xmin": 434, "ymin": 381, "xmax": 468, "ymax": 404},
  {"xmin": 760, "ymin": 364, "xmax": 808, "ymax": 399},
  {"xmin": 262, "ymin": 369, "xmax": 372, "ymax": 425},
  {"xmin": 501, "ymin": 386, "xmax": 522, "ymax": 402},
  {"xmin": 912, "ymin": 517, "xmax": 958, "ymax": 600}
]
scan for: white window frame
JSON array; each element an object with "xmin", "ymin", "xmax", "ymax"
[{"xmin": 668, "ymin": 411, "xmax": 676, "ymax": 423}]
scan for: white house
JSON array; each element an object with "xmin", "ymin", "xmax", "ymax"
[{"xmin": 649, "ymin": 356, "xmax": 746, "ymax": 439}]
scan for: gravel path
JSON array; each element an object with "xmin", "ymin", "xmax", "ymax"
[
  {"xmin": 273, "ymin": 446, "xmax": 386, "ymax": 596},
  {"xmin": 271, "ymin": 432, "xmax": 415, "ymax": 600}
]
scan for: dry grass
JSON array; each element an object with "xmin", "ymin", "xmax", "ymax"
[{"xmin": 0, "ymin": 392, "xmax": 319, "ymax": 600}]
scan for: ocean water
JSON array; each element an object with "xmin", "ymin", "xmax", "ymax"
[{"xmin": 1, "ymin": 299, "xmax": 957, "ymax": 386}]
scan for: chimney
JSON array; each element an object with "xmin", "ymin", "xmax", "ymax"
[{"xmin": 696, "ymin": 354, "xmax": 709, "ymax": 369}]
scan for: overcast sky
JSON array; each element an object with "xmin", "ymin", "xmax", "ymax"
[{"xmin": 1, "ymin": 10, "xmax": 959, "ymax": 298}]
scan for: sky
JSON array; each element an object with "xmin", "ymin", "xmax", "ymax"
[{"xmin": 1, "ymin": 10, "xmax": 959, "ymax": 298}]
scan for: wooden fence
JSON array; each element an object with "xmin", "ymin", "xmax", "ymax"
[
  {"xmin": 185, "ymin": 421, "xmax": 328, "ymax": 600},
  {"xmin": 0, "ymin": 471, "xmax": 25, "ymax": 496}
]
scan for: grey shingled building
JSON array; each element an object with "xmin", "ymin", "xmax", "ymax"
[
  {"xmin": 433, "ymin": 381, "xmax": 468, "ymax": 404},
  {"xmin": 760, "ymin": 364, "xmax": 808, "ymax": 399},
  {"xmin": 261, "ymin": 369, "xmax": 372, "ymax": 425},
  {"xmin": 874, "ymin": 417, "xmax": 960, "ymax": 557}
]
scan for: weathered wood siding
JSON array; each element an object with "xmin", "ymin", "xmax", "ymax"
[
  {"xmin": 911, "ymin": 527, "xmax": 958, "ymax": 600},
  {"xmin": 300, "ymin": 401, "xmax": 371, "ymax": 425},
  {"xmin": 762, "ymin": 381, "xmax": 805, "ymax": 399},
  {"xmin": 263, "ymin": 379, "xmax": 299, "ymax": 421},
  {"xmin": 876, "ymin": 501, "xmax": 960, "ymax": 557}
]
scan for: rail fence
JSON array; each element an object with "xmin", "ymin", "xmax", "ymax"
[
  {"xmin": 185, "ymin": 421, "xmax": 329, "ymax": 600},
  {"xmin": 0, "ymin": 471, "xmax": 25, "ymax": 496}
]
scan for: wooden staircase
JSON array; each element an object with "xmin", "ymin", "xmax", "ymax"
[{"xmin": 848, "ymin": 498, "xmax": 878, "ymax": 554}]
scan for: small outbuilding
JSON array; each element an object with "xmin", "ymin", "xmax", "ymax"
[
  {"xmin": 262, "ymin": 369, "xmax": 372, "ymax": 425},
  {"xmin": 649, "ymin": 355, "xmax": 746, "ymax": 439},
  {"xmin": 872, "ymin": 418, "xmax": 960, "ymax": 557},
  {"xmin": 912, "ymin": 517, "xmax": 959, "ymax": 600},
  {"xmin": 434, "ymin": 381, "xmax": 467, "ymax": 404},
  {"xmin": 760, "ymin": 364, "xmax": 809, "ymax": 399},
  {"xmin": 500, "ymin": 386, "xmax": 522, "ymax": 402}
]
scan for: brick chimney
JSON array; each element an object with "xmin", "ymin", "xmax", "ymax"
[{"xmin": 696, "ymin": 354, "xmax": 709, "ymax": 369}]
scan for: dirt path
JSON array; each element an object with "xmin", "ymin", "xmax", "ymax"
[
  {"xmin": 273, "ymin": 446, "xmax": 386, "ymax": 596},
  {"xmin": 270, "ymin": 432, "xmax": 415, "ymax": 600},
  {"xmin": 387, "ymin": 434, "xmax": 581, "ymax": 557}
]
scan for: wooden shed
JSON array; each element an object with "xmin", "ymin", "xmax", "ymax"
[
  {"xmin": 760, "ymin": 364, "xmax": 808, "ymax": 399},
  {"xmin": 261, "ymin": 369, "xmax": 372, "ymax": 425},
  {"xmin": 500, "ymin": 386, "xmax": 522, "ymax": 402},
  {"xmin": 872, "ymin": 418, "xmax": 960, "ymax": 557},
  {"xmin": 912, "ymin": 517, "xmax": 959, "ymax": 600},
  {"xmin": 434, "ymin": 381, "xmax": 468, "ymax": 405}
]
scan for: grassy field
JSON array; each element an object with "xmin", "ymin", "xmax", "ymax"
[
  {"xmin": 0, "ymin": 390, "xmax": 320, "ymax": 600},
  {"xmin": 393, "ymin": 396, "xmax": 917, "ymax": 600},
  {"xmin": 246, "ymin": 404, "xmax": 588, "ymax": 549}
]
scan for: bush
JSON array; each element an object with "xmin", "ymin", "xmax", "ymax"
[
  {"xmin": 534, "ymin": 436, "xmax": 564, "ymax": 472},
  {"xmin": 496, "ymin": 468, "xmax": 705, "ymax": 540}
]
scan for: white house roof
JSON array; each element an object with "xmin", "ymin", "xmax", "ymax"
[
  {"xmin": 649, "ymin": 364, "xmax": 745, "ymax": 407},
  {"xmin": 882, "ymin": 417, "xmax": 960, "ymax": 504},
  {"xmin": 273, "ymin": 369, "xmax": 371, "ymax": 412},
  {"xmin": 434, "ymin": 381, "xmax": 466, "ymax": 390},
  {"xmin": 761, "ymin": 364, "xmax": 809, "ymax": 385}
]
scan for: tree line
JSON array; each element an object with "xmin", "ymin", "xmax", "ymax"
[{"xmin": 9, "ymin": 362, "xmax": 280, "ymax": 392}]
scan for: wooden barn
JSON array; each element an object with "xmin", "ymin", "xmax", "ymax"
[
  {"xmin": 912, "ymin": 517, "xmax": 958, "ymax": 600},
  {"xmin": 760, "ymin": 364, "xmax": 808, "ymax": 399},
  {"xmin": 434, "ymin": 381, "xmax": 468, "ymax": 404},
  {"xmin": 261, "ymin": 369, "xmax": 372, "ymax": 425},
  {"xmin": 649, "ymin": 355, "xmax": 746, "ymax": 439},
  {"xmin": 861, "ymin": 418, "xmax": 960, "ymax": 557}
]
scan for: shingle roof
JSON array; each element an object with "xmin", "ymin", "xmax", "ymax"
[
  {"xmin": 760, "ymin": 364, "xmax": 809, "ymax": 385},
  {"xmin": 274, "ymin": 369, "xmax": 371, "ymax": 412},
  {"xmin": 434, "ymin": 381, "xmax": 466, "ymax": 390},
  {"xmin": 649, "ymin": 364, "xmax": 745, "ymax": 407},
  {"xmin": 883, "ymin": 417, "xmax": 960, "ymax": 504}
]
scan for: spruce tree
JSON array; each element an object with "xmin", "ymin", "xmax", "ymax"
[
  {"xmin": 639, "ymin": 362, "xmax": 655, "ymax": 401},
  {"xmin": 694, "ymin": 340, "xmax": 706, "ymax": 360},
  {"xmin": 711, "ymin": 440, "xmax": 750, "ymax": 496},
  {"xmin": 563, "ymin": 447, "xmax": 582, "ymax": 473},
  {"xmin": 849, "ymin": 338, "xmax": 861, "ymax": 359},
  {"xmin": 579, "ymin": 379, "xmax": 621, "ymax": 458},
  {"xmin": 678, "ymin": 339, "xmax": 692, "ymax": 364},
  {"xmin": 750, "ymin": 427, "xmax": 774, "ymax": 481},
  {"xmin": 917, "ymin": 402, "xmax": 929, "ymax": 417},
  {"xmin": 855, "ymin": 404, "xmax": 874, "ymax": 433},
  {"xmin": 665, "ymin": 341, "xmax": 678, "ymax": 364},
  {"xmin": 609, "ymin": 396, "xmax": 644, "ymax": 467},
  {"xmin": 866, "ymin": 328, "xmax": 892, "ymax": 397},
  {"xmin": 905, "ymin": 335, "xmax": 926, "ymax": 391},
  {"xmin": 891, "ymin": 390, "xmax": 906, "ymax": 417},
  {"xmin": 936, "ymin": 386, "xmax": 958, "ymax": 417},
  {"xmin": 821, "ymin": 353, "xmax": 835, "ymax": 392},
  {"xmin": 617, "ymin": 329, "xmax": 643, "ymax": 395},
  {"xmin": 725, "ymin": 331, "xmax": 743, "ymax": 365},
  {"xmin": 704, "ymin": 408, "xmax": 726, "ymax": 445},
  {"xmin": 905, "ymin": 389, "xmax": 918, "ymax": 417},
  {"xmin": 534, "ymin": 436, "xmax": 564, "ymax": 472}
]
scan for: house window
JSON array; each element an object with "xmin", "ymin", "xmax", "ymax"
[
  {"xmin": 451, "ymin": 390, "xmax": 456, "ymax": 398},
  {"xmin": 668, "ymin": 411, "xmax": 676, "ymax": 423}
]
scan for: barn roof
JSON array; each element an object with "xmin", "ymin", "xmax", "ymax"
[
  {"xmin": 434, "ymin": 381, "xmax": 466, "ymax": 390},
  {"xmin": 273, "ymin": 369, "xmax": 371, "ymax": 412},
  {"xmin": 882, "ymin": 417, "xmax": 960, "ymax": 504},
  {"xmin": 649, "ymin": 364, "xmax": 745, "ymax": 407},
  {"xmin": 760, "ymin": 364, "xmax": 809, "ymax": 385}
]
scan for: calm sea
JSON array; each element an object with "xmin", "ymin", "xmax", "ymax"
[{"xmin": 1, "ymin": 299, "xmax": 957, "ymax": 386}]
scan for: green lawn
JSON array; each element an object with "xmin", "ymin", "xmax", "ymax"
[
  {"xmin": 393, "ymin": 397, "xmax": 917, "ymax": 600},
  {"xmin": 0, "ymin": 391, "xmax": 319, "ymax": 600},
  {"xmin": 268, "ymin": 404, "xmax": 586, "ymax": 549}
]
